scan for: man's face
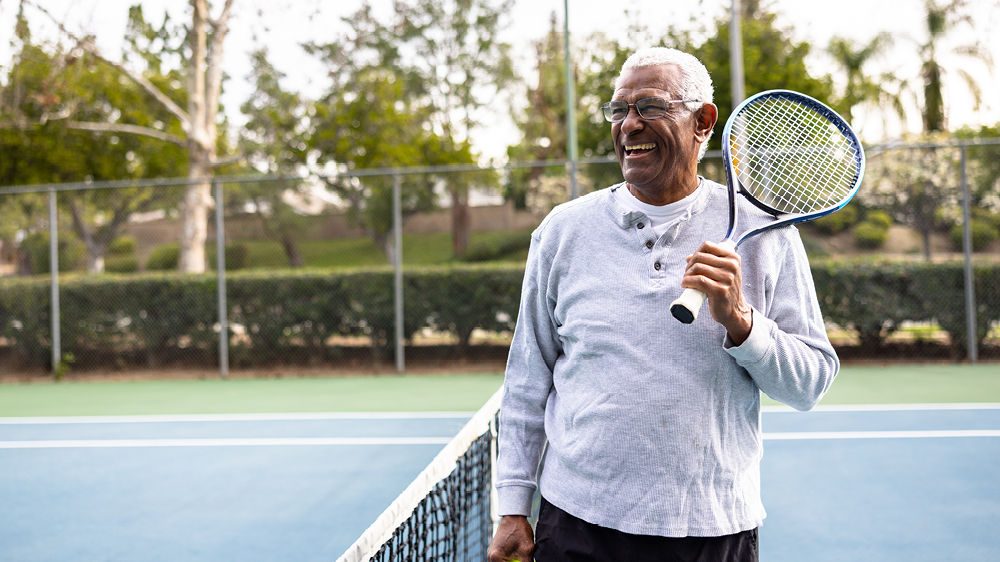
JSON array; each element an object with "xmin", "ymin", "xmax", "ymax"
[{"xmin": 612, "ymin": 64, "xmax": 705, "ymax": 204}]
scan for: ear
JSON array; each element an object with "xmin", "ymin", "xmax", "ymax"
[{"xmin": 694, "ymin": 103, "xmax": 718, "ymax": 143}]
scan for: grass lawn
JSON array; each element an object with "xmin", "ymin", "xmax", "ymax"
[
  {"xmin": 234, "ymin": 230, "xmax": 531, "ymax": 269},
  {"xmin": 1, "ymin": 364, "xmax": 998, "ymax": 418}
]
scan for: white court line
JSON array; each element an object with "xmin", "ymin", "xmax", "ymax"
[
  {"xmin": 765, "ymin": 430, "xmax": 1000, "ymax": 440},
  {"xmin": 3, "ymin": 404, "xmax": 997, "ymax": 425},
  {"xmin": 0, "ymin": 437, "xmax": 454, "ymax": 449},
  {"xmin": 4, "ymin": 430, "xmax": 999, "ymax": 449},
  {"xmin": 762, "ymin": 403, "xmax": 1000, "ymax": 413},
  {"xmin": 0, "ymin": 412, "xmax": 475, "ymax": 425}
]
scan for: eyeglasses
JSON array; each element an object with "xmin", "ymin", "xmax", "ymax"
[{"xmin": 601, "ymin": 97, "xmax": 701, "ymax": 123}]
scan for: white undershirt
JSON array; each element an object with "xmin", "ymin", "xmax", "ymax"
[{"xmin": 613, "ymin": 179, "xmax": 703, "ymax": 238}]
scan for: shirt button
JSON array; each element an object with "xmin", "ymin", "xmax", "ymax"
[
  {"xmin": 654, "ymin": 262, "xmax": 661, "ymax": 270},
  {"xmin": 637, "ymin": 222, "xmax": 645, "ymax": 229},
  {"xmin": 646, "ymin": 240, "xmax": 654, "ymax": 249}
]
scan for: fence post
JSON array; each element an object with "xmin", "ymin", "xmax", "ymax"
[
  {"xmin": 214, "ymin": 180, "xmax": 229, "ymax": 379},
  {"xmin": 959, "ymin": 145, "xmax": 978, "ymax": 363},
  {"xmin": 48, "ymin": 186, "xmax": 61, "ymax": 375},
  {"xmin": 393, "ymin": 173, "xmax": 405, "ymax": 373}
]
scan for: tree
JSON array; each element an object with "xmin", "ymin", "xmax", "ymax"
[
  {"xmin": 237, "ymin": 48, "xmax": 312, "ymax": 268},
  {"xmin": 670, "ymin": 2, "xmax": 836, "ymax": 153},
  {"xmin": 17, "ymin": 0, "xmax": 238, "ymax": 273},
  {"xmin": 394, "ymin": 0, "xmax": 515, "ymax": 257},
  {"xmin": 826, "ymin": 33, "xmax": 906, "ymax": 132},
  {"xmin": 0, "ymin": 7, "xmax": 187, "ymax": 273},
  {"xmin": 505, "ymin": 15, "xmax": 627, "ymax": 212},
  {"xmin": 311, "ymin": 0, "xmax": 513, "ymax": 259},
  {"xmin": 307, "ymin": 62, "xmax": 468, "ymax": 263},
  {"xmin": 916, "ymin": 0, "xmax": 994, "ymax": 133},
  {"xmin": 864, "ymin": 135, "xmax": 961, "ymax": 260}
]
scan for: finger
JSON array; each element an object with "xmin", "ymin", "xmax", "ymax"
[{"xmin": 693, "ymin": 240, "xmax": 739, "ymax": 258}]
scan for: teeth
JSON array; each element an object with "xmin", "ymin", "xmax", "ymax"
[{"xmin": 626, "ymin": 143, "xmax": 657, "ymax": 151}]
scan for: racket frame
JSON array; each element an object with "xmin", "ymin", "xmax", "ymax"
[
  {"xmin": 722, "ymin": 89, "xmax": 865, "ymax": 246},
  {"xmin": 669, "ymin": 89, "xmax": 865, "ymax": 324}
]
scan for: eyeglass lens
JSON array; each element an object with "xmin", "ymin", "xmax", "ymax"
[{"xmin": 603, "ymin": 97, "xmax": 671, "ymax": 122}]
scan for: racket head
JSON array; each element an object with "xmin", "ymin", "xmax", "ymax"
[{"xmin": 722, "ymin": 90, "xmax": 864, "ymax": 243}]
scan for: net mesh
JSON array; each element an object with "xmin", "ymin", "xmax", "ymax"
[
  {"xmin": 729, "ymin": 95, "xmax": 861, "ymax": 215},
  {"xmin": 338, "ymin": 391, "xmax": 501, "ymax": 562},
  {"xmin": 369, "ymin": 430, "xmax": 494, "ymax": 562}
]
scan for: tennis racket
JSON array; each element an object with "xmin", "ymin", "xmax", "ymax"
[{"xmin": 669, "ymin": 89, "xmax": 865, "ymax": 324}]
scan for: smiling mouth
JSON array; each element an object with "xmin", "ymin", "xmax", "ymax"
[{"xmin": 625, "ymin": 143, "xmax": 657, "ymax": 156}]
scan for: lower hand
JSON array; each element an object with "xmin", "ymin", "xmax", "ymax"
[
  {"xmin": 487, "ymin": 515, "xmax": 534, "ymax": 562},
  {"xmin": 681, "ymin": 241, "xmax": 753, "ymax": 344}
]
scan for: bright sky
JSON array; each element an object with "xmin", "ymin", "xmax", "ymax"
[{"xmin": 2, "ymin": 0, "xmax": 998, "ymax": 160}]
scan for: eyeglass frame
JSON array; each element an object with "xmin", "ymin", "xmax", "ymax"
[{"xmin": 601, "ymin": 97, "xmax": 702, "ymax": 123}]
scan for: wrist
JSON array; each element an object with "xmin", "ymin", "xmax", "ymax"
[{"xmin": 726, "ymin": 306, "xmax": 753, "ymax": 346}]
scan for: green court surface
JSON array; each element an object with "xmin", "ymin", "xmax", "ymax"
[{"xmin": 0, "ymin": 364, "xmax": 998, "ymax": 417}]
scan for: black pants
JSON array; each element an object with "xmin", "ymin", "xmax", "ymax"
[{"xmin": 534, "ymin": 497, "xmax": 758, "ymax": 562}]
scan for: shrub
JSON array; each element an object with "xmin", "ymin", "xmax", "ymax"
[
  {"xmin": 950, "ymin": 220, "xmax": 999, "ymax": 252},
  {"xmin": 811, "ymin": 203, "xmax": 858, "ymax": 235},
  {"xmin": 104, "ymin": 256, "xmax": 139, "ymax": 273},
  {"xmin": 207, "ymin": 243, "xmax": 250, "ymax": 270},
  {"xmin": 18, "ymin": 232, "xmax": 85, "ymax": 274},
  {"xmin": 5, "ymin": 262, "xmax": 997, "ymax": 369},
  {"xmin": 865, "ymin": 210, "xmax": 893, "ymax": 230},
  {"xmin": 462, "ymin": 230, "xmax": 533, "ymax": 262},
  {"xmin": 852, "ymin": 221, "xmax": 889, "ymax": 249},
  {"xmin": 108, "ymin": 236, "xmax": 138, "ymax": 256},
  {"xmin": 145, "ymin": 244, "xmax": 180, "ymax": 271}
]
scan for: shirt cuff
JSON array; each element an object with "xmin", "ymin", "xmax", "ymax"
[
  {"xmin": 724, "ymin": 308, "xmax": 773, "ymax": 365},
  {"xmin": 496, "ymin": 484, "xmax": 536, "ymax": 517}
]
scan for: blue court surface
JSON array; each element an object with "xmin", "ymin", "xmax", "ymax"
[{"xmin": 1, "ymin": 405, "xmax": 998, "ymax": 561}]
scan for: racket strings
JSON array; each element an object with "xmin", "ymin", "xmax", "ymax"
[{"xmin": 729, "ymin": 97, "xmax": 859, "ymax": 215}]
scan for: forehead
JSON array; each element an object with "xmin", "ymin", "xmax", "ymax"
[{"xmin": 613, "ymin": 64, "xmax": 680, "ymax": 99}]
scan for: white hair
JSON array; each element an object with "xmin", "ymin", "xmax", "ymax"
[{"xmin": 617, "ymin": 47, "xmax": 715, "ymax": 159}]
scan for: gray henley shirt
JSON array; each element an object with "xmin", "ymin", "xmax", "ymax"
[{"xmin": 496, "ymin": 179, "xmax": 839, "ymax": 537}]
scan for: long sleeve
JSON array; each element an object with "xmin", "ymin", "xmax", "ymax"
[
  {"xmin": 726, "ymin": 230, "xmax": 839, "ymax": 411},
  {"xmin": 495, "ymin": 234, "xmax": 560, "ymax": 516}
]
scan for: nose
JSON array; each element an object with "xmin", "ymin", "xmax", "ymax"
[{"xmin": 619, "ymin": 105, "xmax": 645, "ymax": 134}]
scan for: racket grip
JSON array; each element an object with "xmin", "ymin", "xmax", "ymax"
[{"xmin": 670, "ymin": 288, "xmax": 708, "ymax": 324}]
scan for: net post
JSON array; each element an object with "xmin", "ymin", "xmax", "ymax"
[
  {"xmin": 959, "ymin": 145, "xmax": 978, "ymax": 363},
  {"xmin": 214, "ymin": 179, "xmax": 229, "ymax": 379}
]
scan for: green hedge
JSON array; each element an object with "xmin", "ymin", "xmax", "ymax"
[
  {"xmin": 1, "ymin": 262, "xmax": 998, "ymax": 369},
  {"xmin": 813, "ymin": 260, "xmax": 1000, "ymax": 355}
]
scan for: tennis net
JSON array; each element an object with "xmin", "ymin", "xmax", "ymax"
[{"xmin": 337, "ymin": 388, "xmax": 502, "ymax": 562}]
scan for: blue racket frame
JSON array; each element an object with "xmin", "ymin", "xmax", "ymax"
[{"xmin": 722, "ymin": 89, "xmax": 866, "ymax": 246}]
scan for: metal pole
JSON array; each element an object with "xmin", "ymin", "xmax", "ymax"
[
  {"xmin": 393, "ymin": 174, "xmax": 405, "ymax": 373},
  {"xmin": 48, "ymin": 186, "xmax": 61, "ymax": 374},
  {"xmin": 729, "ymin": 0, "xmax": 746, "ymax": 105},
  {"xmin": 564, "ymin": 0, "xmax": 578, "ymax": 199},
  {"xmin": 959, "ymin": 146, "xmax": 978, "ymax": 363},
  {"xmin": 214, "ymin": 180, "xmax": 229, "ymax": 379}
]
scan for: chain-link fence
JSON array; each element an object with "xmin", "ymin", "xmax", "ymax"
[{"xmin": 0, "ymin": 139, "xmax": 998, "ymax": 378}]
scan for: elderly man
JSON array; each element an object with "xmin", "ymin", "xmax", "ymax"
[{"xmin": 487, "ymin": 47, "xmax": 838, "ymax": 562}]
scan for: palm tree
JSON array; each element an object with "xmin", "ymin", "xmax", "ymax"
[
  {"xmin": 917, "ymin": 0, "xmax": 994, "ymax": 132},
  {"xmin": 827, "ymin": 32, "xmax": 905, "ymax": 131}
]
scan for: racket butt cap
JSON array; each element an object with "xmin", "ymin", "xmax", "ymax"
[
  {"xmin": 670, "ymin": 303, "xmax": 696, "ymax": 324},
  {"xmin": 670, "ymin": 288, "xmax": 708, "ymax": 324}
]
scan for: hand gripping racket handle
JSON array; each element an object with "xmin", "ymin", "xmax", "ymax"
[{"xmin": 669, "ymin": 239, "xmax": 737, "ymax": 324}]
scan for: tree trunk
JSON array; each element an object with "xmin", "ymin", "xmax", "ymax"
[
  {"xmin": 176, "ymin": 0, "xmax": 232, "ymax": 273},
  {"xmin": 281, "ymin": 234, "xmax": 304, "ymax": 268},
  {"xmin": 179, "ymin": 157, "xmax": 214, "ymax": 273},
  {"xmin": 450, "ymin": 187, "xmax": 470, "ymax": 258}
]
